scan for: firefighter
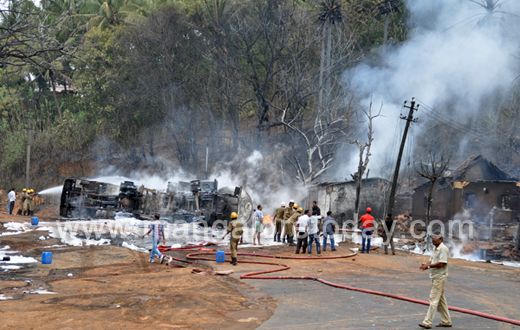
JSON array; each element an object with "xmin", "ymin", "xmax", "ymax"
[
  {"xmin": 26, "ymin": 190, "xmax": 34, "ymax": 216},
  {"xmin": 273, "ymin": 202, "xmax": 286, "ymax": 242},
  {"xmin": 222, "ymin": 212, "xmax": 243, "ymax": 265},
  {"xmin": 284, "ymin": 204, "xmax": 300, "ymax": 246},
  {"xmin": 282, "ymin": 200, "xmax": 295, "ymax": 243},
  {"xmin": 20, "ymin": 189, "xmax": 27, "ymax": 215}
]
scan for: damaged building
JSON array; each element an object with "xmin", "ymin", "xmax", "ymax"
[
  {"xmin": 307, "ymin": 178, "xmax": 409, "ymax": 224},
  {"xmin": 413, "ymin": 155, "xmax": 520, "ymax": 258},
  {"xmin": 413, "ymin": 154, "xmax": 520, "ymax": 224}
]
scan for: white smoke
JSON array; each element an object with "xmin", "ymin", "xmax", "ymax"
[
  {"xmin": 211, "ymin": 148, "xmax": 308, "ymax": 215},
  {"xmin": 339, "ymin": 0, "xmax": 520, "ymax": 178}
]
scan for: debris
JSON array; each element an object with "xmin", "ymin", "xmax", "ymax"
[{"xmin": 191, "ymin": 268, "xmax": 234, "ymax": 275}]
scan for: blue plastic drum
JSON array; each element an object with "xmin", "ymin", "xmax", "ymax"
[
  {"xmin": 42, "ymin": 252, "xmax": 53, "ymax": 264},
  {"xmin": 31, "ymin": 217, "xmax": 39, "ymax": 226},
  {"xmin": 216, "ymin": 251, "xmax": 225, "ymax": 263}
]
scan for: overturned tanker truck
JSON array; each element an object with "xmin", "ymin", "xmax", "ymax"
[{"xmin": 59, "ymin": 178, "xmax": 253, "ymax": 226}]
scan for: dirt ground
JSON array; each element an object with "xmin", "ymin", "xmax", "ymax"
[
  {"xmin": 2, "ymin": 213, "xmax": 520, "ymax": 330},
  {"xmin": 0, "ymin": 214, "xmax": 276, "ymax": 330}
]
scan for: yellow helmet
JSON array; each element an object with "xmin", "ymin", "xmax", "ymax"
[
  {"xmin": 230, "ymin": 212, "xmax": 238, "ymax": 219},
  {"xmin": 30, "ymin": 189, "xmax": 34, "ymax": 193},
  {"xmin": 293, "ymin": 203, "xmax": 298, "ymax": 209},
  {"xmin": 297, "ymin": 207, "xmax": 303, "ymax": 213},
  {"xmin": 22, "ymin": 189, "xmax": 27, "ymax": 192}
]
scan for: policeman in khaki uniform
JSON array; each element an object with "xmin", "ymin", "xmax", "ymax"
[
  {"xmin": 282, "ymin": 200, "xmax": 295, "ymax": 243},
  {"xmin": 20, "ymin": 189, "xmax": 27, "ymax": 215},
  {"xmin": 273, "ymin": 202, "xmax": 286, "ymax": 242},
  {"xmin": 286, "ymin": 207, "xmax": 302, "ymax": 246},
  {"xmin": 222, "ymin": 212, "xmax": 243, "ymax": 265},
  {"xmin": 418, "ymin": 233, "xmax": 452, "ymax": 329}
]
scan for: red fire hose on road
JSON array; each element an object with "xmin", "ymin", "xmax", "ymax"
[{"xmin": 158, "ymin": 245, "xmax": 520, "ymax": 326}]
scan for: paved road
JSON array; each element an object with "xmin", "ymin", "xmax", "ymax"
[{"xmin": 224, "ymin": 245, "xmax": 520, "ymax": 330}]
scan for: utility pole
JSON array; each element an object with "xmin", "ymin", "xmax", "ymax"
[
  {"xmin": 387, "ymin": 98, "xmax": 419, "ymax": 216},
  {"xmin": 25, "ymin": 105, "xmax": 32, "ymax": 189}
]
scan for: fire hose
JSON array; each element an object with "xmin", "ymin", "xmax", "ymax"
[{"xmin": 158, "ymin": 245, "xmax": 520, "ymax": 327}]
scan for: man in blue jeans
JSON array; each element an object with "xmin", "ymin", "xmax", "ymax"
[
  {"xmin": 308, "ymin": 212, "xmax": 321, "ymax": 256},
  {"xmin": 142, "ymin": 213, "xmax": 166, "ymax": 263},
  {"xmin": 322, "ymin": 211, "xmax": 336, "ymax": 251},
  {"xmin": 358, "ymin": 207, "xmax": 374, "ymax": 253}
]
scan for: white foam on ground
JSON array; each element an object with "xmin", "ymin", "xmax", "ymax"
[
  {"xmin": 0, "ymin": 222, "xmax": 33, "ymax": 236},
  {"xmin": 40, "ymin": 245, "xmax": 67, "ymax": 249},
  {"xmin": 122, "ymin": 242, "xmax": 148, "ymax": 253},
  {"xmin": 0, "ymin": 294, "xmax": 13, "ymax": 300},
  {"xmin": 1, "ymin": 265, "xmax": 21, "ymax": 271},
  {"xmin": 0, "ymin": 255, "xmax": 37, "ymax": 264},
  {"xmin": 4, "ymin": 222, "xmax": 27, "ymax": 231},
  {"xmin": 31, "ymin": 290, "xmax": 57, "ymax": 294}
]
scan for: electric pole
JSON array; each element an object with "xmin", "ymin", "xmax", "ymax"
[
  {"xmin": 387, "ymin": 98, "xmax": 419, "ymax": 217},
  {"xmin": 26, "ymin": 107, "xmax": 31, "ymax": 189}
]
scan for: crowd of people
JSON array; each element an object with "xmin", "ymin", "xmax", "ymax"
[
  {"xmin": 222, "ymin": 201, "xmax": 452, "ymax": 328},
  {"xmin": 5, "ymin": 188, "xmax": 36, "ymax": 216}
]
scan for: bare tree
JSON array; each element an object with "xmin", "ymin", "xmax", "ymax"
[
  {"xmin": 415, "ymin": 150, "xmax": 451, "ymax": 250},
  {"xmin": 0, "ymin": 5, "xmax": 79, "ymax": 69},
  {"xmin": 350, "ymin": 98, "xmax": 381, "ymax": 223},
  {"xmin": 280, "ymin": 97, "xmax": 354, "ymax": 186}
]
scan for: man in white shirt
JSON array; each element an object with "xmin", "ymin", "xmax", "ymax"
[
  {"xmin": 7, "ymin": 188, "xmax": 16, "ymax": 215},
  {"xmin": 295, "ymin": 209, "xmax": 309, "ymax": 254},
  {"xmin": 418, "ymin": 233, "xmax": 452, "ymax": 329},
  {"xmin": 253, "ymin": 205, "xmax": 264, "ymax": 245},
  {"xmin": 307, "ymin": 212, "xmax": 321, "ymax": 256}
]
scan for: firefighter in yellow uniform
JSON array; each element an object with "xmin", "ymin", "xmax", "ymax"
[
  {"xmin": 286, "ymin": 207, "xmax": 302, "ymax": 246},
  {"xmin": 222, "ymin": 212, "xmax": 243, "ymax": 265},
  {"xmin": 26, "ymin": 190, "xmax": 34, "ymax": 216},
  {"xmin": 282, "ymin": 201, "xmax": 295, "ymax": 243},
  {"xmin": 274, "ymin": 202, "xmax": 286, "ymax": 242}
]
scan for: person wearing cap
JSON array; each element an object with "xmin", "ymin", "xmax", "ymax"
[
  {"xmin": 26, "ymin": 190, "xmax": 34, "ymax": 216},
  {"xmin": 418, "ymin": 233, "xmax": 452, "ymax": 329},
  {"xmin": 273, "ymin": 202, "xmax": 286, "ymax": 242},
  {"xmin": 282, "ymin": 200, "xmax": 295, "ymax": 243},
  {"xmin": 286, "ymin": 206, "xmax": 301, "ymax": 246},
  {"xmin": 142, "ymin": 213, "xmax": 166, "ymax": 264},
  {"xmin": 358, "ymin": 207, "xmax": 374, "ymax": 253},
  {"xmin": 222, "ymin": 212, "xmax": 243, "ymax": 265}
]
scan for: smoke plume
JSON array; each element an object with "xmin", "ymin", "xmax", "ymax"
[{"xmin": 339, "ymin": 0, "xmax": 520, "ymax": 178}]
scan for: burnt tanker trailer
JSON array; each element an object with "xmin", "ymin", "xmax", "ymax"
[{"xmin": 59, "ymin": 178, "xmax": 253, "ymax": 226}]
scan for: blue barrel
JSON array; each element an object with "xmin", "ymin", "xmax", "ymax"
[
  {"xmin": 42, "ymin": 252, "xmax": 53, "ymax": 264},
  {"xmin": 216, "ymin": 251, "xmax": 225, "ymax": 263},
  {"xmin": 31, "ymin": 217, "xmax": 39, "ymax": 226}
]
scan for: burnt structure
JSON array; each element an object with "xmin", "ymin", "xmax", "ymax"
[
  {"xmin": 412, "ymin": 155, "xmax": 520, "ymax": 224},
  {"xmin": 60, "ymin": 178, "xmax": 253, "ymax": 225},
  {"xmin": 308, "ymin": 178, "xmax": 397, "ymax": 225}
]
